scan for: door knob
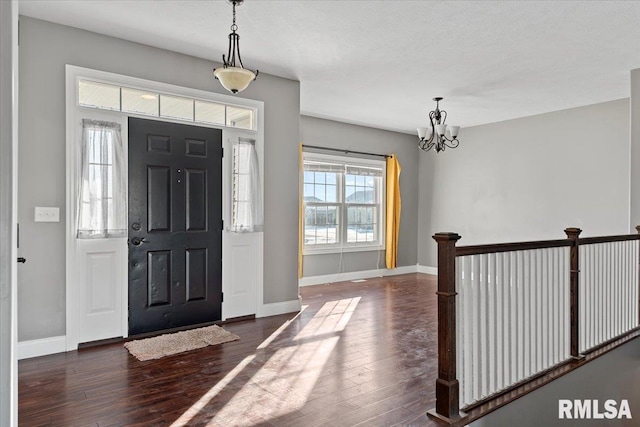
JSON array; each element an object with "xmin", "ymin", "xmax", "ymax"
[
  {"xmin": 130, "ymin": 237, "xmax": 149, "ymax": 246},
  {"xmin": 17, "ymin": 257, "xmax": 26, "ymax": 263}
]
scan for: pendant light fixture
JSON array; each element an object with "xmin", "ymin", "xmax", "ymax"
[
  {"xmin": 213, "ymin": 0, "xmax": 258, "ymax": 94},
  {"xmin": 417, "ymin": 97, "xmax": 461, "ymax": 153}
]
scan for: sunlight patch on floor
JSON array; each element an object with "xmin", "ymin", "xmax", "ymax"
[
  {"xmin": 257, "ymin": 305, "xmax": 308, "ymax": 350},
  {"xmin": 294, "ymin": 297, "xmax": 361, "ymax": 340},
  {"xmin": 169, "ymin": 354, "xmax": 256, "ymax": 427},
  {"xmin": 207, "ymin": 297, "xmax": 360, "ymax": 426}
]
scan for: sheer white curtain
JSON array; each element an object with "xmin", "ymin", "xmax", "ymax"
[
  {"xmin": 77, "ymin": 119, "xmax": 127, "ymax": 238},
  {"xmin": 232, "ymin": 138, "xmax": 263, "ymax": 232}
]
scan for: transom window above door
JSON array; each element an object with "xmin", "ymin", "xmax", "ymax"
[
  {"xmin": 302, "ymin": 152, "xmax": 385, "ymax": 254},
  {"xmin": 78, "ymin": 79, "xmax": 256, "ymax": 131}
]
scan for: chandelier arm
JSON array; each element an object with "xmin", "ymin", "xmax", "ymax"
[
  {"xmin": 235, "ymin": 36, "xmax": 245, "ymax": 69},
  {"xmin": 440, "ymin": 110, "xmax": 447, "ymax": 124},
  {"xmin": 441, "ymin": 138, "xmax": 459, "ymax": 149},
  {"xmin": 231, "ymin": 34, "xmax": 238, "ymax": 66},
  {"xmin": 425, "ymin": 140, "xmax": 436, "ymax": 152},
  {"xmin": 428, "ymin": 110, "xmax": 437, "ymax": 140}
]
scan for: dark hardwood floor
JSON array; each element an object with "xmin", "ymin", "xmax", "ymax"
[{"xmin": 19, "ymin": 273, "xmax": 440, "ymax": 427}]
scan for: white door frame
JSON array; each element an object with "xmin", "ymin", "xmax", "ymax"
[
  {"xmin": 222, "ymin": 130, "xmax": 264, "ymax": 320},
  {"xmin": 0, "ymin": 1, "xmax": 19, "ymax": 425},
  {"xmin": 65, "ymin": 65, "xmax": 264, "ymax": 350}
]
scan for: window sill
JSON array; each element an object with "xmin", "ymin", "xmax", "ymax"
[{"xmin": 303, "ymin": 245, "xmax": 384, "ymax": 256}]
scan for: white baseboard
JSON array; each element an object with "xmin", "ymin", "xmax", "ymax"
[
  {"xmin": 18, "ymin": 335, "xmax": 67, "ymax": 360},
  {"xmin": 258, "ymin": 297, "xmax": 302, "ymax": 318},
  {"xmin": 417, "ymin": 265, "xmax": 438, "ymax": 275},
  {"xmin": 299, "ymin": 265, "xmax": 421, "ymax": 287}
]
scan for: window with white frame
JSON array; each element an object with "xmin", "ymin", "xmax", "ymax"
[{"xmin": 303, "ymin": 153, "xmax": 385, "ymax": 252}]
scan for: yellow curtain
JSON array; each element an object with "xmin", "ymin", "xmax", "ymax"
[
  {"xmin": 298, "ymin": 143, "xmax": 304, "ymax": 278},
  {"xmin": 385, "ymin": 155, "xmax": 402, "ymax": 269}
]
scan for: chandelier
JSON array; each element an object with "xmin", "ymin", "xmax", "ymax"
[
  {"xmin": 213, "ymin": 0, "xmax": 258, "ymax": 94},
  {"xmin": 417, "ymin": 97, "xmax": 461, "ymax": 153}
]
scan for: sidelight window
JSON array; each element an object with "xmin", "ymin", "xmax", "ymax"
[
  {"xmin": 231, "ymin": 138, "xmax": 263, "ymax": 232},
  {"xmin": 77, "ymin": 119, "xmax": 127, "ymax": 238}
]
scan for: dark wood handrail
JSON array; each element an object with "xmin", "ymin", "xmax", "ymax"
[
  {"xmin": 578, "ymin": 234, "xmax": 640, "ymax": 245},
  {"xmin": 456, "ymin": 239, "xmax": 571, "ymax": 257},
  {"xmin": 428, "ymin": 226, "xmax": 640, "ymax": 425}
]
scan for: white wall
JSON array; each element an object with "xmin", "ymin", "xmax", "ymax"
[
  {"xmin": 18, "ymin": 16, "xmax": 300, "ymax": 341},
  {"xmin": 0, "ymin": 1, "xmax": 18, "ymax": 425},
  {"xmin": 300, "ymin": 116, "xmax": 419, "ymax": 277},
  {"xmin": 419, "ymin": 99, "xmax": 631, "ymax": 267}
]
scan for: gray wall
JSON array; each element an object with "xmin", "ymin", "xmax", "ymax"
[
  {"xmin": 631, "ymin": 69, "xmax": 640, "ymax": 228},
  {"xmin": 418, "ymin": 99, "xmax": 631, "ymax": 267},
  {"xmin": 300, "ymin": 116, "xmax": 418, "ymax": 276},
  {"xmin": 471, "ymin": 337, "xmax": 640, "ymax": 427},
  {"xmin": 18, "ymin": 16, "xmax": 300, "ymax": 341}
]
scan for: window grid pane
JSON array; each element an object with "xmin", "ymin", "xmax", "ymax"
[
  {"xmin": 227, "ymin": 106, "xmax": 254, "ymax": 130},
  {"xmin": 347, "ymin": 205, "xmax": 377, "ymax": 243},
  {"xmin": 121, "ymin": 88, "xmax": 159, "ymax": 116},
  {"xmin": 160, "ymin": 94, "xmax": 194, "ymax": 121},
  {"xmin": 79, "ymin": 80, "xmax": 120, "ymax": 110},
  {"xmin": 304, "ymin": 204, "xmax": 339, "ymax": 245},
  {"xmin": 195, "ymin": 100, "xmax": 226, "ymax": 125}
]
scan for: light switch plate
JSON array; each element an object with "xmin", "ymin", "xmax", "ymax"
[{"xmin": 35, "ymin": 207, "xmax": 60, "ymax": 222}]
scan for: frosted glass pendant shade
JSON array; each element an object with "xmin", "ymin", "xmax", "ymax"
[
  {"xmin": 436, "ymin": 124, "xmax": 447, "ymax": 136},
  {"xmin": 214, "ymin": 67, "xmax": 256, "ymax": 94},
  {"xmin": 417, "ymin": 127, "xmax": 430, "ymax": 139},
  {"xmin": 449, "ymin": 126, "xmax": 460, "ymax": 138}
]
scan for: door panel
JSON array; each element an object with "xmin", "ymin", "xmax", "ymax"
[
  {"xmin": 186, "ymin": 169, "xmax": 207, "ymax": 231},
  {"xmin": 222, "ymin": 222, "xmax": 260, "ymax": 319},
  {"xmin": 186, "ymin": 248, "xmax": 207, "ymax": 301},
  {"xmin": 147, "ymin": 250, "xmax": 171, "ymax": 306},
  {"xmin": 128, "ymin": 117, "xmax": 222, "ymax": 335},
  {"xmin": 78, "ymin": 238, "xmax": 127, "ymax": 343},
  {"xmin": 147, "ymin": 166, "xmax": 171, "ymax": 232}
]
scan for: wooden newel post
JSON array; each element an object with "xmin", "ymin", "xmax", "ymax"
[
  {"xmin": 565, "ymin": 227, "xmax": 583, "ymax": 360},
  {"xmin": 427, "ymin": 232, "xmax": 467, "ymax": 425}
]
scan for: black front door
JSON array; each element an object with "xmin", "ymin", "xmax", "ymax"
[{"xmin": 128, "ymin": 117, "xmax": 223, "ymax": 335}]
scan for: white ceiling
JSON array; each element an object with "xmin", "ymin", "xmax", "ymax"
[{"xmin": 19, "ymin": 0, "xmax": 640, "ymax": 134}]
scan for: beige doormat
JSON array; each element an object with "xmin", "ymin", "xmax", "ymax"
[{"xmin": 124, "ymin": 325, "xmax": 240, "ymax": 361}]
